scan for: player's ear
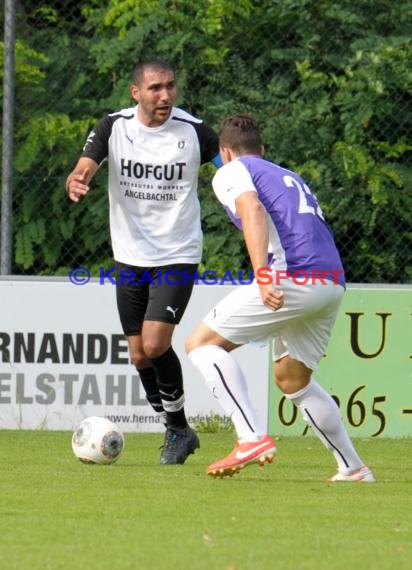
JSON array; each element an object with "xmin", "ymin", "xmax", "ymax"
[
  {"xmin": 130, "ymin": 84, "xmax": 140, "ymax": 102},
  {"xmin": 220, "ymin": 146, "xmax": 234, "ymax": 164}
]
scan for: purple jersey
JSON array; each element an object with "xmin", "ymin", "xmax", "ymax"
[{"xmin": 212, "ymin": 156, "xmax": 345, "ymax": 286}]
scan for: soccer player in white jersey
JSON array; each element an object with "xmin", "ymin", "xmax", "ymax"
[
  {"xmin": 186, "ymin": 113, "xmax": 375, "ymax": 482},
  {"xmin": 66, "ymin": 59, "xmax": 221, "ymax": 465}
]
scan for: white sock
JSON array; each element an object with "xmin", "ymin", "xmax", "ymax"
[
  {"xmin": 286, "ymin": 379, "xmax": 364, "ymax": 474},
  {"xmin": 188, "ymin": 345, "xmax": 265, "ymax": 441}
]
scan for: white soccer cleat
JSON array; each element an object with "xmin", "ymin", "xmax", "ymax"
[{"xmin": 327, "ymin": 465, "xmax": 376, "ymax": 483}]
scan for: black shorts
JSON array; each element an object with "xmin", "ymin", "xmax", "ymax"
[{"xmin": 115, "ymin": 262, "xmax": 198, "ymax": 335}]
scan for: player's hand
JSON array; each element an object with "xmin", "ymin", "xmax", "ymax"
[
  {"xmin": 66, "ymin": 168, "xmax": 91, "ymax": 203},
  {"xmin": 259, "ymin": 284, "xmax": 284, "ymax": 311}
]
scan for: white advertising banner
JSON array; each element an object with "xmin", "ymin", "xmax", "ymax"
[{"xmin": 0, "ymin": 278, "xmax": 269, "ymax": 432}]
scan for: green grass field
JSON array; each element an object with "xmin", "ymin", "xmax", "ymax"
[{"xmin": 0, "ymin": 431, "xmax": 411, "ymax": 570}]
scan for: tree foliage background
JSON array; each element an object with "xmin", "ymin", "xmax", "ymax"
[{"xmin": 1, "ymin": 0, "xmax": 411, "ymax": 282}]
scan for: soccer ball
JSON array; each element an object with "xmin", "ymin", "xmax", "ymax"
[{"xmin": 72, "ymin": 416, "xmax": 125, "ymax": 465}]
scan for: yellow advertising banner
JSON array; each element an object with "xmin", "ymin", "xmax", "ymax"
[{"xmin": 268, "ymin": 285, "xmax": 412, "ymax": 438}]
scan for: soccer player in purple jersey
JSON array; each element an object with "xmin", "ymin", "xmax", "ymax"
[{"xmin": 186, "ymin": 113, "xmax": 375, "ymax": 482}]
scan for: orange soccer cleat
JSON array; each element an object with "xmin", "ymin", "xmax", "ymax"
[{"xmin": 207, "ymin": 434, "xmax": 277, "ymax": 478}]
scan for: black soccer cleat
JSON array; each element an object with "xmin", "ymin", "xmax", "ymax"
[{"xmin": 160, "ymin": 426, "xmax": 200, "ymax": 465}]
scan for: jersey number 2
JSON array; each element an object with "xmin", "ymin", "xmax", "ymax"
[{"xmin": 283, "ymin": 175, "xmax": 325, "ymax": 220}]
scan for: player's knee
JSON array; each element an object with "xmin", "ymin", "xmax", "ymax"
[
  {"xmin": 185, "ymin": 324, "xmax": 221, "ymax": 353},
  {"xmin": 274, "ymin": 374, "xmax": 290, "ymax": 392},
  {"xmin": 275, "ymin": 375, "xmax": 310, "ymax": 395},
  {"xmin": 142, "ymin": 338, "xmax": 170, "ymax": 359},
  {"xmin": 274, "ymin": 368, "xmax": 289, "ymax": 391},
  {"xmin": 129, "ymin": 350, "xmax": 150, "ymax": 368},
  {"xmin": 274, "ymin": 356, "xmax": 311, "ymax": 394}
]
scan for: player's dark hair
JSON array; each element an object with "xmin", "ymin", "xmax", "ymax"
[
  {"xmin": 219, "ymin": 113, "xmax": 262, "ymax": 155},
  {"xmin": 132, "ymin": 59, "xmax": 175, "ymax": 85}
]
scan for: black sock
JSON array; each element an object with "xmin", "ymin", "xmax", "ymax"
[
  {"xmin": 149, "ymin": 347, "xmax": 187, "ymax": 429},
  {"xmin": 136, "ymin": 366, "xmax": 164, "ymax": 414}
]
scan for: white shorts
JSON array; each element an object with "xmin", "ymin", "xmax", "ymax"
[{"xmin": 203, "ymin": 278, "xmax": 344, "ymax": 371}]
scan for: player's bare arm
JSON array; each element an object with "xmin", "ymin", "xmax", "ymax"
[
  {"xmin": 66, "ymin": 157, "xmax": 99, "ymax": 203},
  {"xmin": 236, "ymin": 191, "xmax": 284, "ymax": 311}
]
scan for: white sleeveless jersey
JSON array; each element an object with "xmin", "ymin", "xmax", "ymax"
[{"xmin": 81, "ymin": 105, "xmax": 219, "ymax": 266}]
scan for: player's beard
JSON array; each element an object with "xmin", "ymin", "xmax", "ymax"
[{"xmin": 138, "ymin": 102, "xmax": 172, "ymax": 127}]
